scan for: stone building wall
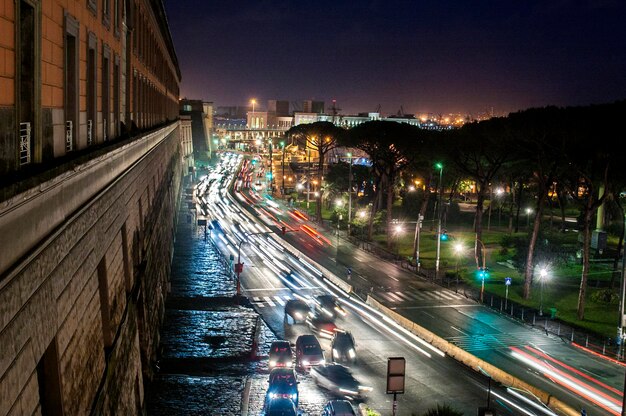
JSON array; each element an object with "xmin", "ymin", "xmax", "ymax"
[{"xmin": 0, "ymin": 122, "xmax": 183, "ymax": 415}]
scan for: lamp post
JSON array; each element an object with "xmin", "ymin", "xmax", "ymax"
[
  {"xmin": 394, "ymin": 224, "xmax": 403, "ymax": 257},
  {"xmin": 268, "ymin": 138, "xmax": 274, "ymax": 194},
  {"xmin": 538, "ymin": 267, "xmax": 548, "ymax": 316},
  {"xmin": 359, "ymin": 210, "xmax": 367, "ymax": 240},
  {"xmin": 280, "ymin": 141, "xmax": 285, "ymax": 196},
  {"xmin": 526, "ymin": 207, "xmax": 533, "ymax": 229},
  {"xmin": 476, "ymin": 238, "xmax": 487, "ymax": 302},
  {"xmin": 495, "ymin": 188, "xmax": 504, "ymax": 227},
  {"xmin": 435, "ymin": 162, "xmax": 444, "ymax": 277},
  {"xmin": 454, "ymin": 242, "xmax": 464, "ymax": 292},
  {"xmin": 307, "ymin": 148, "xmax": 311, "ymax": 211},
  {"xmin": 347, "ymin": 152, "xmax": 353, "ymax": 235}
]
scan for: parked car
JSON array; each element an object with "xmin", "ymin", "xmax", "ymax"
[
  {"xmin": 314, "ymin": 295, "xmax": 346, "ymax": 319},
  {"xmin": 269, "ymin": 340, "xmax": 293, "ymax": 369},
  {"xmin": 265, "ymin": 368, "xmax": 299, "ymax": 408},
  {"xmin": 295, "ymin": 334, "xmax": 325, "ymax": 370},
  {"xmin": 307, "ymin": 314, "xmax": 338, "ymax": 340},
  {"xmin": 284, "ymin": 299, "xmax": 311, "ymax": 324},
  {"xmin": 331, "ymin": 331, "xmax": 356, "ymax": 364},
  {"xmin": 265, "ymin": 397, "xmax": 297, "ymax": 416},
  {"xmin": 310, "ymin": 364, "xmax": 371, "ymax": 400},
  {"xmin": 322, "ymin": 400, "xmax": 357, "ymax": 416}
]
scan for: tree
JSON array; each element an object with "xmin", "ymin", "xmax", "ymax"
[
  {"xmin": 345, "ymin": 121, "xmax": 421, "ymax": 248},
  {"xmin": 559, "ymin": 103, "xmax": 618, "ymax": 320},
  {"xmin": 286, "ymin": 122, "xmax": 345, "ymax": 222},
  {"xmin": 448, "ymin": 118, "xmax": 514, "ymax": 268},
  {"xmin": 507, "ymin": 107, "xmax": 567, "ymax": 299}
]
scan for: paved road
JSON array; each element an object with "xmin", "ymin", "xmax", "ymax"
[
  {"xmin": 230, "ymin": 155, "xmax": 626, "ymax": 416},
  {"xmin": 200, "ymin": 153, "xmax": 565, "ymax": 415}
]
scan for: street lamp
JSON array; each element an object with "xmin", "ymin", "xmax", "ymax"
[
  {"xmin": 347, "ymin": 152, "xmax": 353, "ymax": 235},
  {"xmin": 538, "ymin": 267, "xmax": 548, "ymax": 316},
  {"xmin": 454, "ymin": 242, "xmax": 464, "ymax": 291},
  {"xmin": 394, "ymin": 224, "xmax": 403, "ymax": 257},
  {"xmin": 435, "ymin": 162, "xmax": 444, "ymax": 277},
  {"xmin": 280, "ymin": 141, "xmax": 285, "ymax": 195},
  {"xmin": 526, "ymin": 207, "xmax": 533, "ymax": 229},
  {"xmin": 476, "ymin": 238, "xmax": 487, "ymax": 302}
]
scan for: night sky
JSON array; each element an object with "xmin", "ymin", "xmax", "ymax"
[{"xmin": 164, "ymin": 0, "xmax": 626, "ymax": 116}]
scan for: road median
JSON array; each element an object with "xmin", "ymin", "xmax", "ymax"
[{"xmin": 366, "ymin": 296, "xmax": 579, "ymax": 416}]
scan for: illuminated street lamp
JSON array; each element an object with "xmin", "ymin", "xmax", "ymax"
[
  {"xmin": 453, "ymin": 242, "xmax": 464, "ymax": 291},
  {"xmin": 394, "ymin": 224, "xmax": 403, "ymax": 257},
  {"xmin": 435, "ymin": 162, "xmax": 444, "ymax": 276},
  {"xmin": 538, "ymin": 267, "xmax": 548, "ymax": 316},
  {"xmin": 526, "ymin": 207, "xmax": 533, "ymax": 229},
  {"xmin": 280, "ymin": 141, "xmax": 285, "ymax": 195},
  {"xmin": 347, "ymin": 152, "xmax": 354, "ymax": 235}
]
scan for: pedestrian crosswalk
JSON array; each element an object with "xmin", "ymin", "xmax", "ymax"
[
  {"xmin": 375, "ymin": 289, "xmax": 467, "ymax": 304},
  {"xmin": 251, "ymin": 294, "xmax": 293, "ymax": 308},
  {"xmin": 447, "ymin": 331, "xmax": 555, "ymax": 353}
]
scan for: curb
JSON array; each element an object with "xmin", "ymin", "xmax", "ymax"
[{"xmin": 366, "ymin": 296, "xmax": 580, "ymax": 416}]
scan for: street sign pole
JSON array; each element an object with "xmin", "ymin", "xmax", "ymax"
[
  {"xmin": 505, "ymin": 277, "xmax": 511, "ymax": 309},
  {"xmin": 387, "ymin": 357, "xmax": 405, "ymax": 416}
]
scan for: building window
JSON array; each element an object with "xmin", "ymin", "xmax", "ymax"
[
  {"xmin": 87, "ymin": 0, "xmax": 96, "ymax": 16},
  {"xmin": 87, "ymin": 32, "xmax": 97, "ymax": 146},
  {"xmin": 102, "ymin": 0, "xmax": 110, "ymax": 28},
  {"xmin": 64, "ymin": 13, "xmax": 79, "ymax": 153},
  {"xmin": 113, "ymin": 55, "xmax": 120, "ymax": 138},
  {"xmin": 36, "ymin": 339, "xmax": 63, "ymax": 416},
  {"xmin": 113, "ymin": 0, "xmax": 120, "ymax": 36},
  {"xmin": 102, "ymin": 44, "xmax": 110, "ymax": 141},
  {"xmin": 17, "ymin": 0, "xmax": 36, "ymax": 166}
]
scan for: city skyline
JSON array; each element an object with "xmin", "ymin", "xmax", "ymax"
[{"xmin": 164, "ymin": 0, "xmax": 626, "ymax": 116}]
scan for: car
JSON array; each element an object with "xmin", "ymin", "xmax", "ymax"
[
  {"xmin": 269, "ymin": 340, "xmax": 293, "ymax": 369},
  {"xmin": 284, "ymin": 299, "xmax": 311, "ymax": 324},
  {"xmin": 322, "ymin": 399, "xmax": 357, "ymax": 416},
  {"xmin": 265, "ymin": 397, "xmax": 297, "ymax": 416},
  {"xmin": 331, "ymin": 331, "xmax": 357, "ymax": 363},
  {"xmin": 295, "ymin": 335, "xmax": 325, "ymax": 370},
  {"xmin": 307, "ymin": 314, "xmax": 338, "ymax": 340},
  {"xmin": 310, "ymin": 364, "xmax": 372, "ymax": 400},
  {"xmin": 265, "ymin": 368, "xmax": 299, "ymax": 408},
  {"xmin": 314, "ymin": 295, "xmax": 346, "ymax": 319}
]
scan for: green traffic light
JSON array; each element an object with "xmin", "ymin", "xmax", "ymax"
[{"xmin": 435, "ymin": 162, "xmax": 443, "ymax": 170}]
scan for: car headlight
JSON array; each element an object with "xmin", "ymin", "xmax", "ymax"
[
  {"xmin": 358, "ymin": 385, "xmax": 373, "ymax": 392},
  {"xmin": 302, "ymin": 360, "xmax": 309, "ymax": 366},
  {"xmin": 285, "ymin": 361, "xmax": 292, "ymax": 367},
  {"xmin": 269, "ymin": 360, "xmax": 276, "ymax": 367},
  {"xmin": 332, "ymin": 348, "xmax": 339, "ymax": 358},
  {"xmin": 291, "ymin": 393, "xmax": 297, "ymax": 400},
  {"xmin": 348, "ymin": 349, "xmax": 356, "ymax": 359},
  {"xmin": 269, "ymin": 392, "xmax": 277, "ymax": 399},
  {"xmin": 294, "ymin": 312, "xmax": 303, "ymax": 320}
]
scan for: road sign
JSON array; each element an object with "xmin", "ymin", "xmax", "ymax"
[
  {"xmin": 386, "ymin": 357, "xmax": 405, "ymax": 394},
  {"xmin": 505, "ymin": 277, "xmax": 512, "ymax": 286}
]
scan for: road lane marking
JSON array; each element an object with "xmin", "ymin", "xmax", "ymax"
[
  {"xmin": 451, "ymin": 325, "xmax": 468, "ymax": 335},
  {"xmin": 274, "ymin": 296, "xmax": 286, "ymax": 305},
  {"xmin": 264, "ymin": 296, "xmax": 276, "ymax": 307}
]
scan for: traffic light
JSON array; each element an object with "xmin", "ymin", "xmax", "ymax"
[
  {"xmin": 476, "ymin": 267, "xmax": 490, "ymax": 280},
  {"xmin": 281, "ymin": 226, "xmax": 286, "ymax": 235},
  {"xmin": 440, "ymin": 230, "xmax": 449, "ymax": 241}
]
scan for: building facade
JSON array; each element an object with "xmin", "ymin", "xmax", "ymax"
[
  {"xmin": 0, "ymin": 1, "xmax": 182, "ymax": 415},
  {"xmin": 0, "ymin": 0, "xmax": 180, "ymax": 177}
]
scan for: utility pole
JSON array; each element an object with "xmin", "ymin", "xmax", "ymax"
[
  {"xmin": 269, "ymin": 139, "xmax": 273, "ymax": 194},
  {"xmin": 306, "ymin": 148, "xmax": 311, "ymax": 211},
  {"xmin": 347, "ymin": 152, "xmax": 353, "ymax": 235},
  {"xmin": 435, "ymin": 163, "xmax": 443, "ymax": 277},
  {"xmin": 281, "ymin": 141, "xmax": 285, "ymax": 196}
]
